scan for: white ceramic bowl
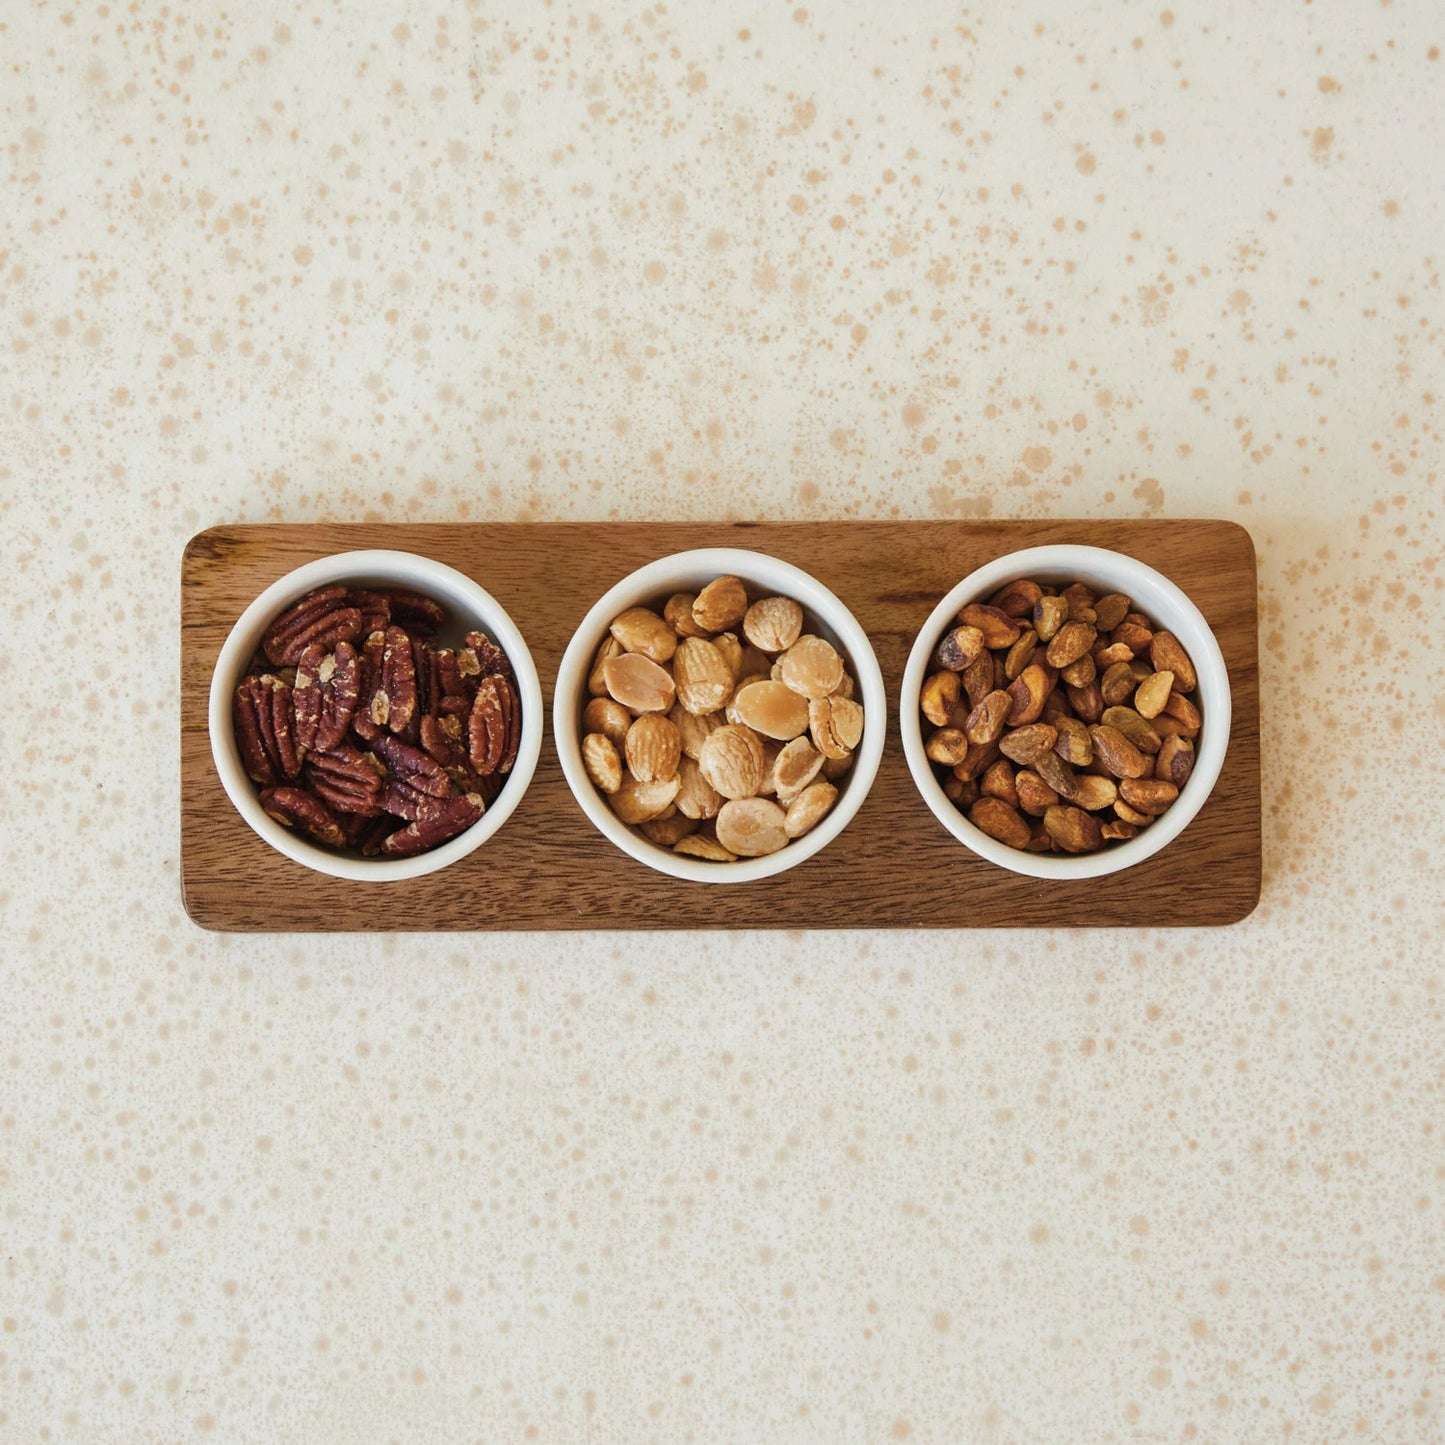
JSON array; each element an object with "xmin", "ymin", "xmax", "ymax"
[
  {"xmin": 554, "ymin": 548, "xmax": 886, "ymax": 883},
  {"xmin": 900, "ymin": 544, "xmax": 1230, "ymax": 879},
  {"xmin": 209, "ymin": 549, "xmax": 543, "ymax": 880}
]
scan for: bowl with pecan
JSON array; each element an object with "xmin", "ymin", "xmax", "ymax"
[
  {"xmin": 209, "ymin": 550, "xmax": 542, "ymax": 880},
  {"xmin": 900, "ymin": 544, "xmax": 1230, "ymax": 878},
  {"xmin": 554, "ymin": 549, "xmax": 886, "ymax": 882}
]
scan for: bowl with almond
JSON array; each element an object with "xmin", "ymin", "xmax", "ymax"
[
  {"xmin": 209, "ymin": 550, "xmax": 543, "ymax": 881},
  {"xmin": 900, "ymin": 544, "xmax": 1230, "ymax": 878},
  {"xmin": 554, "ymin": 549, "xmax": 886, "ymax": 882}
]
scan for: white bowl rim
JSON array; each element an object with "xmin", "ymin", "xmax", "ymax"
[
  {"xmin": 208, "ymin": 548, "xmax": 543, "ymax": 882},
  {"xmin": 553, "ymin": 546, "xmax": 886, "ymax": 884},
  {"xmin": 899, "ymin": 543, "xmax": 1231, "ymax": 879}
]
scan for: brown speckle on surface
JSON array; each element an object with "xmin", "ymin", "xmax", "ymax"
[{"xmin": 4, "ymin": 0, "xmax": 1444, "ymax": 1439}]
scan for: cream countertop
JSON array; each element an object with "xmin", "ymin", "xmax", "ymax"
[{"xmin": 1, "ymin": 1, "xmax": 1441, "ymax": 1440}]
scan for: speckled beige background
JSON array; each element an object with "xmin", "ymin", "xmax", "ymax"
[{"xmin": 2, "ymin": 1, "xmax": 1442, "ymax": 1440}]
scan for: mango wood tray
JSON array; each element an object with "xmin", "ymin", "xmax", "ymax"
[{"xmin": 180, "ymin": 521, "xmax": 1259, "ymax": 930}]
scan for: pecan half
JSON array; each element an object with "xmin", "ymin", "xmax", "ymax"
[
  {"xmin": 372, "ymin": 733, "xmax": 450, "ymax": 798},
  {"xmin": 348, "ymin": 589, "xmax": 392, "ymax": 636},
  {"xmin": 304, "ymin": 744, "xmax": 385, "ymax": 816},
  {"xmin": 420, "ymin": 713, "xmax": 491, "ymax": 796},
  {"xmin": 293, "ymin": 640, "xmax": 360, "ymax": 753},
  {"xmin": 234, "ymin": 677, "xmax": 278, "ymax": 784},
  {"xmin": 460, "ymin": 629, "xmax": 513, "ymax": 682},
  {"xmin": 261, "ymin": 586, "xmax": 363, "ymax": 665},
  {"xmin": 379, "ymin": 625, "xmax": 418, "ymax": 735},
  {"xmin": 468, "ymin": 673, "xmax": 520, "ymax": 776},
  {"xmin": 379, "ymin": 794, "xmax": 483, "ymax": 856},
  {"xmin": 352, "ymin": 629, "xmax": 388, "ymax": 742},
  {"xmin": 258, "ymin": 786, "xmax": 346, "ymax": 848},
  {"xmin": 381, "ymin": 589, "xmax": 448, "ymax": 634}
]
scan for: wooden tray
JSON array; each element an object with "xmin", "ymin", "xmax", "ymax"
[{"xmin": 180, "ymin": 521, "xmax": 1260, "ymax": 930}]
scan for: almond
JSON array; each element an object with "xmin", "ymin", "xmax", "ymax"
[
  {"xmin": 603, "ymin": 651, "xmax": 676, "ymax": 714},
  {"xmin": 778, "ymin": 634, "xmax": 845, "ymax": 699},
  {"xmin": 698, "ymin": 723, "xmax": 765, "ymax": 799},
  {"xmin": 783, "ymin": 781, "xmax": 838, "ymax": 839},
  {"xmin": 624, "ymin": 713, "xmax": 681, "ymax": 784},
  {"xmin": 664, "ymin": 592, "xmax": 710, "ymax": 638},
  {"xmin": 1134, "ymin": 670, "xmax": 1175, "ymax": 719},
  {"xmin": 639, "ymin": 812, "xmax": 698, "ymax": 846},
  {"xmin": 715, "ymin": 797, "xmax": 789, "ymax": 856},
  {"xmin": 810, "ymin": 695, "xmax": 864, "ymax": 759},
  {"xmin": 673, "ymin": 832, "xmax": 737, "ymax": 862},
  {"xmin": 608, "ymin": 772, "xmax": 680, "ymax": 824},
  {"xmin": 969, "ymin": 796, "xmax": 1031, "ymax": 850},
  {"xmin": 588, "ymin": 635, "xmax": 624, "ymax": 696},
  {"xmin": 921, "ymin": 671, "xmax": 962, "ymax": 728},
  {"xmin": 675, "ymin": 755, "xmax": 723, "ymax": 819},
  {"xmin": 675, "ymin": 706, "xmax": 724, "ymax": 760},
  {"xmin": 1149, "ymin": 631, "xmax": 1197, "ymax": 692},
  {"xmin": 583, "ymin": 697, "xmax": 632, "ymax": 748},
  {"xmin": 1043, "ymin": 804, "xmax": 1103, "ymax": 854},
  {"xmin": 672, "ymin": 638, "xmax": 734, "ymax": 716},
  {"xmin": 711, "ymin": 630, "xmax": 744, "ymax": 679},
  {"xmin": 960, "ymin": 603, "xmax": 1021, "ymax": 649},
  {"xmin": 732, "ymin": 680, "xmax": 811, "ymax": 740},
  {"xmin": 965, "ymin": 689, "xmax": 1013, "ymax": 746},
  {"xmin": 772, "ymin": 736, "xmax": 824, "ymax": 802},
  {"xmin": 582, "ymin": 733, "xmax": 623, "ymax": 794},
  {"xmin": 692, "ymin": 575, "xmax": 749, "ymax": 633},
  {"xmin": 1089, "ymin": 724, "xmax": 1151, "ymax": 780},
  {"xmin": 742, "ymin": 595, "xmax": 804, "ymax": 654},
  {"xmin": 610, "ymin": 606, "xmax": 677, "ymax": 664}
]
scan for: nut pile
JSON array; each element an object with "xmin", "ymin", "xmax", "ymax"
[
  {"xmin": 580, "ymin": 575, "xmax": 864, "ymax": 862},
  {"xmin": 918, "ymin": 578, "xmax": 1201, "ymax": 854},
  {"xmin": 232, "ymin": 585, "xmax": 522, "ymax": 858}
]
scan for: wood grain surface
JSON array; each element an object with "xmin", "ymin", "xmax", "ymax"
[{"xmin": 180, "ymin": 521, "xmax": 1260, "ymax": 930}]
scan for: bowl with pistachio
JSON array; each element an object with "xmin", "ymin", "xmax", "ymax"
[
  {"xmin": 900, "ymin": 544, "xmax": 1230, "ymax": 878},
  {"xmin": 554, "ymin": 549, "xmax": 886, "ymax": 882}
]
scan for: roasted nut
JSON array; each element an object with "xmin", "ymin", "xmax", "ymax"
[
  {"xmin": 810, "ymin": 695, "xmax": 864, "ymax": 760},
  {"xmin": 1065, "ymin": 680, "xmax": 1103, "ymax": 723},
  {"xmin": 1089, "ymin": 724, "xmax": 1151, "ymax": 780},
  {"xmin": 962, "ymin": 651, "xmax": 996, "ymax": 710},
  {"xmin": 698, "ymin": 723, "xmax": 765, "ymax": 799},
  {"xmin": 1060, "ymin": 582, "xmax": 1095, "ymax": 610},
  {"xmin": 732, "ymin": 680, "xmax": 810, "ymax": 740},
  {"xmin": 1015, "ymin": 770, "xmax": 1059, "ymax": 816},
  {"xmin": 671, "ymin": 638, "xmax": 734, "ymax": 716},
  {"xmin": 1112, "ymin": 620, "xmax": 1154, "ymax": 655},
  {"xmin": 989, "ymin": 578, "xmax": 1043, "ymax": 617},
  {"xmin": 715, "ymin": 797, "xmax": 789, "ymax": 856},
  {"xmin": 921, "ymin": 671, "xmax": 962, "ymax": 728},
  {"xmin": 1100, "ymin": 660, "xmax": 1137, "ymax": 707},
  {"xmin": 459, "ymin": 629, "xmax": 513, "ymax": 682},
  {"xmin": 1101, "ymin": 705, "xmax": 1162, "ymax": 754},
  {"xmin": 1118, "ymin": 777, "xmax": 1179, "ymax": 815},
  {"xmin": 1134, "ymin": 670, "xmax": 1175, "ymax": 719},
  {"xmin": 377, "ymin": 794, "xmax": 484, "ymax": 856},
  {"xmin": 1032, "ymin": 594, "xmax": 1069, "ymax": 642},
  {"xmin": 979, "ymin": 758, "xmax": 1019, "ymax": 809},
  {"xmin": 960, "ymin": 603, "xmax": 1021, "ymax": 650},
  {"xmin": 675, "ymin": 756, "xmax": 724, "ymax": 819},
  {"xmin": 583, "ymin": 697, "xmax": 632, "ymax": 748},
  {"xmin": 1162, "ymin": 691, "xmax": 1202, "ymax": 732},
  {"xmin": 1043, "ymin": 804, "xmax": 1103, "ymax": 854},
  {"xmin": 259, "ymin": 785, "xmax": 347, "ymax": 847},
  {"xmin": 969, "ymin": 796, "xmax": 1031, "ymax": 850},
  {"xmin": 783, "ymin": 781, "xmax": 838, "ymax": 839},
  {"xmin": 925, "ymin": 728, "xmax": 971, "ymax": 768},
  {"xmin": 944, "ymin": 775, "xmax": 979, "ymax": 806},
  {"xmin": 379, "ymin": 625, "xmax": 418, "ymax": 735},
  {"xmin": 1155, "ymin": 734, "xmax": 1195, "ymax": 787},
  {"xmin": 603, "ymin": 652, "xmax": 676, "ymax": 714},
  {"xmin": 608, "ymin": 773, "xmax": 681, "ymax": 824},
  {"xmin": 674, "ymin": 707, "xmax": 724, "ymax": 761},
  {"xmin": 1005, "ymin": 664, "xmax": 1052, "ymax": 726},
  {"xmin": 776, "ymin": 635, "xmax": 845, "ymax": 699},
  {"xmin": 234, "ymin": 676, "xmax": 279, "ymax": 784},
  {"xmin": 999, "ymin": 723, "xmax": 1057, "ymax": 767},
  {"xmin": 711, "ymin": 631, "xmax": 744, "ymax": 679},
  {"xmin": 1032, "ymin": 749, "xmax": 1078, "ymax": 800},
  {"xmin": 664, "ymin": 592, "xmax": 711, "ymax": 639},
  {"xmin": 674, "ymin": 833, "xmax": 736, "ymax": 862},
  {"xmin": 304, "ymin": 745, "xmax": 385, "ymax": 816},
  {"xmin": 965, "ymin": 689, "xmax": 1013, "ymax": 746},
  {"xmin": 1060, "ymin": 652, "xmax": 1096, "ymax": 688},
  {"xmin": 1093, "ymin": 593, "xmax": 1132, "ymax": 632},
  {"xmin": 743, "ymin": 596, "xmax": 804, "ymax": 654},
  {"xmin": 692, "ymin": 575, "xmax": 749, "ymax": 632},
  {"xmin": 1069, "ymin": 774, "xmax": 1119, "ymax": 812},
  {"xmin": 1094, "ymin": 641, "xmax": 1136, "ymax": 669},
  {"xmin": 261, "ymin": 586, "xmax": 363, "ymax": 666},
  {"xmin": 1101, "ymin": 820, "xmax": 1138, "ymax": 841},
  {"xmin": 1045, "ymin": 620, "xmax": 1097, "ymax": 669},
  {"xmin": 1004, "ymin": 629, "xmax": 1038, "ymax": 681},
  {"xmin": 588, "ymin": 635, "xmax": 625, "ymax": 696},
  {"xmin": 1052, "ymin": 716, "xmax": 1093, "ymax": 766},
  {"xmin": 610, "ymin": 607, "xmax": 678, "ymax": 664},
  {"xmin": 639, "ymin": 812, "xmax": 699, "ymax": 847},
  {"xmin": 625, "ymin": 713, "xmax": 682, "ymax": 784},
  {"xmin": 951, "ymin": 741, "xmax": 1001, "ymax": 782},
  {"xmin": 771, "ymin": 736, "xmax": 824, "ymax": 801},
  {"xmin": 935, "ymin": 624, "xmax": 985, "ymax": 672},
  {"xmin": 467, "ymin": 674, "xmax": 521, "ymax": 776},
  {"xmin": 1113, "ymin": 799, "xmax": 1154, "ymax": 827},
  {"xmin": 1149, "ymin": 631, "xmax": 1197, "ymax": 692}
]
